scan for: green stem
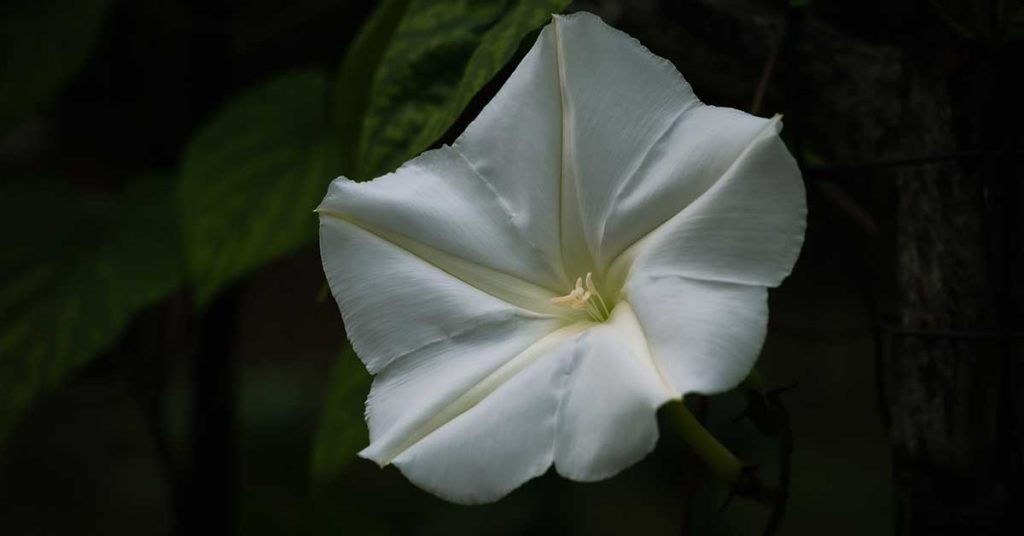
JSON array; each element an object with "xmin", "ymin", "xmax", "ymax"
[{"xmin": 667, "ymin": 402, "xmax": 743, "ymax": 483}]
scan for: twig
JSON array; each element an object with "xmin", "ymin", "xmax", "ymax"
[
  {"xmin": 811, "ymin": 179, "xmax": 880, "ymax": 235},
  {"xmin": 751, "ymin": 25, "xmax": 785, "ymax": 116}
]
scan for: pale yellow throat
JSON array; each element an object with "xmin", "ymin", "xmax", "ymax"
[{"xmin": 550, "ymin": 272, "xmax": 611, "ymax": 321}]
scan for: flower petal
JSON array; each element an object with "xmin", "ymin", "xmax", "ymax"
[
  {"xmin": 611, "ymin": 117, "xmax": 806, "ymax": 289},
  {"xmin": 625, "ymin": 274, "xmax": 769, "ymax": 395},
  {"xmin": 319, "ymin": 214, "xmax": 562, "ymax": 375},
  {"xmin": 596, "ymin": 107, "xmax": 776, "ymax": 270},
  {"xmin": 453, "ymin": 12, "xmax": 707, "ymax": 279},
  {"xmin": 451, "ymin": 19, "xmax": 565, "ymax": 282},
  {"xmin": 321, "ymin": 209, "xmax": 572, "ymax": 502},
  {"xmin": 319, "ymin": 145, "xmax": 567, "ymax": 300},
  {"xmin": 546, "ymin": 12, "xmax": 703, "ymax": 275},
  {"xmin": 381, "ymin": 325, "xmax": 585, "ymax": 504},
  {"xmin": 360, "ymin": 319, "xmax": 572, "ymax": 465},
  {"xmin": 554, "ymin": 302, "xmax": 676, "ymax": 482},
  {"xmin": 372, "ymin": 303, "xmax": 680, "ymax": 503}
]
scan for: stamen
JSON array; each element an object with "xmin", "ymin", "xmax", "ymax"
[
  {"xmin": 584, "ymin": 273, "xmax": 610, "ymax": 318},
  {"xmin": 550, "ymin": 272, "xmax": 610, "ymax": 321}
]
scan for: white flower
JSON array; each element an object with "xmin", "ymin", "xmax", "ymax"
[{"xmin": 318, "ymin": 12, "xmax": 805, "ymax": 504}]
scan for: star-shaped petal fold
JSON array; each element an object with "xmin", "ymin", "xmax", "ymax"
[{"xmin": 318, "ymin": 11, "xmax": 806, "ymax": 505}]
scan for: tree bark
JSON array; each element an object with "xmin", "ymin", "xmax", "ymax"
[{"xmin": 888, "ymin": 69, "xmax": 1001, "ymax": 535}]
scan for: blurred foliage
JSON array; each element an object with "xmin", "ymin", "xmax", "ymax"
[
  {"xmin": 179, "ymin": 70, "xmax": 339, "ymax": 307},
  {"xmin": 0, "ymin": 0, "xmax": 114, "ymax": 130},
  {"xmin": 310, "ymin": 344, "xmax": 372, "ymax": 483},
  {"xmin": 0, "ymin": 178, "xmax": 183, "ymax": 445}
]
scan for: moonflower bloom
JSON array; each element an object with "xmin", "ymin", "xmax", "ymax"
[{"xmin": 318, "ymin": 12, "xmax": 805, "ymax": 504}]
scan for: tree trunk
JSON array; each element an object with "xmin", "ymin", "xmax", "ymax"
[{"xmin": 888, "ymin": 69, "xmax": 1001, "ymax": 534}]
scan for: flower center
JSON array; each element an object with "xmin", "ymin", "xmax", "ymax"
[{"xmin": 550, "ymin": 272, "xmax": 611, "ymax": 322}]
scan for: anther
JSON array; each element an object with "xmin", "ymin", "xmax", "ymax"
[{"xmin": 550, "ymin": 272, "xmax": 609, "ymax": 321}]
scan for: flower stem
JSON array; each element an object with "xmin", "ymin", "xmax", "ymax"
[{"xmin": 667, "ymin": 401, "xmax": 743, "ymax": 484}]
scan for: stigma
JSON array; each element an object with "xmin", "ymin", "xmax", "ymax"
[{"xmin": 551, "ymin": 272, "xmax": 611, "ymax": 321}]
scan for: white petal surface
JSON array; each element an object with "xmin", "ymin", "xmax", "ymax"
[
  {"xmin": 611, "ymin": 117, "xmax": 806, "ymax": 289},
  {"xmin": 319, "ymin": 145, "xmax": 566, "ymax": 295},
  {"xmin": 435, "ymin": 10, "xmax": 804, "ymax": 289},
  {"xmin": 554, "ymin": 303, "xmax": 676, "ymax": 481},
  {"xmin": 374, "ymin": 304, "xmax": 681, "ymax": 503},
  {"xmin": 386, "ymin": 325, "xmax": 584, "ymax": 504},
  {"xmin": 625, "ymin": 274, "xmax": 769, "ymax": 395},
  {"xmin": 319, "ymin": 216, "xmax": 561, "ymax": 375},
  {"xmin": 596, "ymin": 107, "xmax": 774, "ymax": 270},
  {"xmin": 452, "ymin": 12, "xmax": 710, "ymax": 279},
  {"xmin": 360, "ymin": 316, "xmax": 565, "ymax": 465},
  {"xmin": 549, "ymin": 12, "xmax": 703, "ymax": 276},
  {"xmin": 451, "ymin": 21, "xmax": 564, "ymax": 281}
]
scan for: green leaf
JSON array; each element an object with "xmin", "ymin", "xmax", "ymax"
[
  {"xmin": 0, "ymin": 178, "xmax": 185, "ymax": 446},
  {"xmin": 330, "ymin": 0, "xmax": 413, "ymax": 175},
  {"xmin": 0, "ymin": 179, "xmax": 86, "ymax": 311},
  {"xmin": 0, "ymin": 0, "xmax": 114, "ymax": 131},
  {"xmin": 179, "ymin": 71, "xmax": 340, "ymax": 306},
  {"xmin": 354, "ymin": 0, "xmax": 571, "ymax": 179},
  {"xmin": 311, "ymin": 344, "xmax": 372, "ymax": 483}
]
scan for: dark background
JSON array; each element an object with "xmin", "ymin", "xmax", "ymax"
[{"xmin": 1, "ymin": 0, "xmax": 1021, "ymax": 534}]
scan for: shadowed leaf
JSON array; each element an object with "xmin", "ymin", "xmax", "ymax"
[
  {"xmin": 179, "ymin": 71, "xmax": 339, "ymax": 307},
  {"xmin": 354, "ymin": 0, "xmax": 572, "ymax": 179},
  {"xmin": 331, "ymin": 0, "xmax": 413, "ymax": 175},
  {"xmin": 0, "ymin": 178, "xmax": 184, "ymax": 446},
  {"xmin": 0, "ymin": 0, "xmax": 113, "ymax": 131}
]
